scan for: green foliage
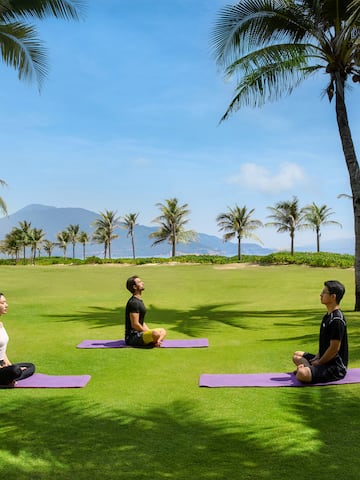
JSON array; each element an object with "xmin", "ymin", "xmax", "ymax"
[
  {"xmin": 83, "ymin": 255, "xmax": 104, "ymax": 264},
  {"xmin": 1, "ymin": 252, "xmax": 355, "ymax": 268},
  {"xmin": 0, "ymin": 258, "xmax": 16, "ymax": 265},
  {"xmin": 258, "ymin": 252, "xmax": 354, "ymax": 268}
]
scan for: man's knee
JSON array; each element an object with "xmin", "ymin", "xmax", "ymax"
[
  {"xmin": 296, "ymin": 365, "xmax": 312, "ymax": 383},
  {"xmin": 293, "ymin": 351, "xmax": 305, "ymax": 363},
  {"xmin": 152, "ymin": 328, "xmax": 166, "ymax": 339}
]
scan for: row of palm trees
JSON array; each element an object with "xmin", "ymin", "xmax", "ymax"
[
  {"xmin": 218, "ymin": 197, "xmax": 341, "ymax": 259},
  {"xmin": 0, "ymin": 210, "xmax": 138, "ymax": 263},
  {"xmin": 149, "ymin": 197, "xmax": 341, "ymax": 260},
  {"xmin": 0, "ymin": 197, "xmax": 341, "ymax": 262}
]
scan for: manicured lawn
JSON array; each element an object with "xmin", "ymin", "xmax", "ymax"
[{"xmin": 1, "ymin": 264, "xmax": 359, "ymax": 479}]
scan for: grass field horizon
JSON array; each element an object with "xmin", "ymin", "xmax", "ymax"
[{"xmin": 1, "ymin": 264, "xmax": 359, "ymax": 479}]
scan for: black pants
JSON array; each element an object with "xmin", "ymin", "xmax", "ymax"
[{"xmin": 0, "ymin": 362, "xmax": 35, "ymax": 385}]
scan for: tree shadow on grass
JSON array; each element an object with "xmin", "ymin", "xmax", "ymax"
[
  {"xmin": 51, "ymin": 304, "xmax": 322, "ymax": 338},
  {"xmin": 280, "ymin": 386, "xmax": 360, "ymax": 479},
  {"xmin": 1, "ymin": 391, "xmax": 359, "ymax": 480},
  {"xmin": 50, "ymin": 302, "xmax": 260, "ymax": 337}
]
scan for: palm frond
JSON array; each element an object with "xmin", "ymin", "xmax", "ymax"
[
  {"xmin": 0, "ymin": 0, "xmax": 86, "ymax": 22},
  {"xmin": 0, "ymin": 22, "xmax": 47, "ymax": 86}
]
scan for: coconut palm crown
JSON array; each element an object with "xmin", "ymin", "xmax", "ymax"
[
  {"xmin": 216, "ymin": 205, "xmax": 263, "ymax": 260},
  {"xmin": 150, "ymin": 198, "xmax": 197, "ymax": 258}
]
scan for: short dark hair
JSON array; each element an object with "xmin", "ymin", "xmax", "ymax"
[
  {"xmin": 126, "ymin": 276, "xmax": 138, "ymax": 293},
  {"xmin": 324, "ymin": 280, "xmax": 345, "ymax": 303}
]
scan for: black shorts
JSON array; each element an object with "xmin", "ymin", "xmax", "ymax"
[
  {"xmin": 303, "ymin": 353, "xmax": 347, "ymax": 384},
  {"xmin": 125, "ymin": 332, "xmax": 146, "ymax": 347}
]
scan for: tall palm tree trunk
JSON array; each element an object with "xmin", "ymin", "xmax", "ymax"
[
  {"xmin": 131, "ymin": 234, "xmax": 136, "ymax": 260},
  {"xmin": 237, "ymin": 235, "xmax": 241, "ymax": 260},
  {"xmin": 290, "ymin": 232, "xmax": 294, "ymax": 255},
  {"xmin": 316, "ymin": 228, "xmax": 320, "ymax": 253},
  {"xmin": 335, "ymin": 79, "xmax": 360, "ymax": 310},
  {"xmin": 172, "ymin": 225, "xmax": 176, "ymax": 258}
]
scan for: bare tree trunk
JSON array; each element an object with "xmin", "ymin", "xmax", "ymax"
[{"xmin": 335, "ymin": 79, "xmax": 360, "ymax": 310}]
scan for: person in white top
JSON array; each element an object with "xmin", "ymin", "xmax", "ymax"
[{"xmin": 0, "ymin": 293, "xmax": 35, "ymax": 387}]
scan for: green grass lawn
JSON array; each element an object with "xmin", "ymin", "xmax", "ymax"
[{"xmin": 1, "ymin": 264, "xmax": 359, "ymax": 479}]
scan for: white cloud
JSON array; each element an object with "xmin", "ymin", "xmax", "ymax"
[{"xmin": 229, "ymin": 162, "xmax": 306, "ymax": 194}]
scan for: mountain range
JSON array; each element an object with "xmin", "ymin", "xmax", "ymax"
[{"xmin": 0, "ymin": 204, "xmax": 274, "ymax": 258}]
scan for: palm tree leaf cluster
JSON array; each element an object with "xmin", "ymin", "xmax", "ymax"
[
  {"xmin": 0, "ymin": 0, "xmax": 85, "ymax": 88},
  {"xmin": 216, "ymin": 205, "xmax": 263, "ymax": 260},
  {"xmin": 212, "ymin": 0, "xmax": 360, "ymax": 117},
  {"xmin": 92, "ymin": 210, "xmax": 121, "ymax": 260},
  {"xmin": 149, "ymin": 198, "xmax": 197, "ymax": 258}
]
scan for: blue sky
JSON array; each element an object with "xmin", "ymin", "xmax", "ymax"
[{"xmin": 0, "ymin": 0, "xmax": 357, "ymax": 250}]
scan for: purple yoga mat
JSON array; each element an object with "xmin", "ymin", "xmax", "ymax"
[
  {"xmin": 199, "ymin": 368, "xmax": 360, "ymax": 388},
  {"xmin": 77, "ymin": 338, "xmax": 209, "ymax": 348},
  {"xmin": 14, "ymin": 373, "xmax": 91, "ymax": 388}
]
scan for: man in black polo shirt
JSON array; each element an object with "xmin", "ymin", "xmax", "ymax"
[{"xmin": 292, "ymin": 280, "xmax": 348, "ymax": 383}]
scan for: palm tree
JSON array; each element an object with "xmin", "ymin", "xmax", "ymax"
[
  {"xmin": 67, "ymin": 223, "xmax": 80, "ymax": 259},
  {"xmin": 92, "ymin": 227, "xmax": 109, "ymax": 259},
  {"xmin": 57, "ymin": 230, "xmax": 70, "ymax": 260},
  {"xmin": 211, "ymin": 0, "xmax": 360, "ymax": 309},
  {"xmin": 0, "ymin": 0, "xmax": 85, "ymax": 90},
  {"xmin": 42, "ymin": 239, "xmax": 55, "ymax": 257},
  {"xmin": 2, "ymin": 227, "xmax": 22, "ymax": 261},
  {"xmin": 122, "ymin": 213, "xmax": 139, "ymax": 260},
  {"xmin": 266, "ymin": 197, "xmax": 305, "ymax": 255},
  {"xmin": 303, "ymin": 203, "xmax": 342, "ymax": 252},
  {"xmin": 18, "ymin": 220, "xmax": 32, "ymax": 262},
  {"xmin": 150, "ymin": 198, "xmax": 197, "ymax": 258},
  {"xmin": 28, "ymin": 227, "xmax": 45, "ymax": 264},
  {"xmin": 92, "ymin": 210, "xmax": 120, "ymax": 259},
  {"xmin": 0, "ymin": 179, "xmax": 7, "ymax": 215},
  {"xmin": 216, "ymin": 205, "xmax": 263, "ymax": 260},
  {"xmin": 78, "ymin": 231, "xmax": 89, "ymax": 260}
]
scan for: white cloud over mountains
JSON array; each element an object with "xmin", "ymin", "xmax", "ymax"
[{"xmin": 229, "ymin": 162, "xmax": 306, "ymax": 194}]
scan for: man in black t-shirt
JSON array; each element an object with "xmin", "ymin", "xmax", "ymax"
[
  {"xmin": 292, "ymin": 280, "xmax": 348, "ymax": 383},
  {"xmin": 125, "ymin": 276, "xmax": 167, "ymax": 347}
]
